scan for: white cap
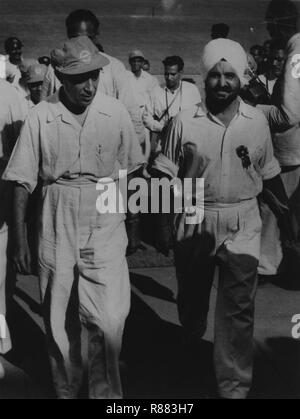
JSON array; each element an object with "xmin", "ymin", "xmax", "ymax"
[{"xmin": 129, "ymin": 49, "xmax": 145, "ymax": 60}]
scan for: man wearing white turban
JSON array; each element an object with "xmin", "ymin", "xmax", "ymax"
[
  {"xmin": 202, "ymin": 38, "xmax": 249, "ymax": 86},
  {"xmin": 153, "ymin": 38, "xmax": 291, "ymax": 399}
]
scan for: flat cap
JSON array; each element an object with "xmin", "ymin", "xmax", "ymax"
[
  {"xmin": 129, "ymin": 49, "xmax": 145, "ymax": 60},
  {"xmin": 51, "ymin": 36, "xmax": 109, "ymax": 75},
  {"xmin": 26, "ymin": 63, "xmax": 47, "ymax": 84}
]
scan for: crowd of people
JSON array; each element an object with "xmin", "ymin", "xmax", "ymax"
[{"xmin": 0, "ymin": 0, "xmax": 300, "ymax": 400}]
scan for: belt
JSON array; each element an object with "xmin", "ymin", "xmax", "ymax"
[
  {"xmin": 54, "ymin": 175, "xmax": 121, "ymax": 189},
  {"xmin": 51, "ymin": 176, "xmax": 99, "ymax": 188},
  {"xmin": 203, "ymin": 198, "xmax": 257, "ymax": 210}
]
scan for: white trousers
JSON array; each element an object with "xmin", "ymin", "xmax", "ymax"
[
  {"xmin": 174, "ymin": 199, "xmax": 261, "ymax": 399},
  {"xmin": 39, "ymin": 181, "xmax": 130, "ymax": 399}
]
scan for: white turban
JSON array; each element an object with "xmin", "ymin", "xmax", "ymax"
[{"xmin": 202, "ymin": 38, "xmax": 248, "ymax": 86}]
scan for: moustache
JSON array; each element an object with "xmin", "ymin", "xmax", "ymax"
[{"xmin": 213, "ymin": 87, "xmax": 233, "ymax": 93}]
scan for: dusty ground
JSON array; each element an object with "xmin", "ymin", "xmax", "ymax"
[{"xmin": 0, "ymin": 269, "xmax": 300, "ymax": 399}]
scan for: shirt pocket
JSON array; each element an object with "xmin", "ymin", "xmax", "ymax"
[{"xmin": 94, "ymin": 139, "xmax": 120, "ymax": 178}]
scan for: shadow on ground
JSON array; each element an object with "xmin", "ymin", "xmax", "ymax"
[
  {"xmin": 4, "ymin": 296, "xmax": 55, "ymax": 399},
  {"xmin": 122, "ymin": 290, "xmax": 216, "ymax": 399},
  {"xmin": 130, "ymin": 272, "xmax": 176, "ymax": 303},
  {"xmin": 1, "ymin": 273, "xmax": 300, "ymax": 399},
  {"xmin": 250, "ymin": 337, "xmax": 300, "ymax": 399}
]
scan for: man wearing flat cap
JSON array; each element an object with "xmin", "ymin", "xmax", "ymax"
[
  {"xmin": 127, "ymin": 49, "xmax": 159, "ymax": 159},
  {"xmin": 4, "ymin": 35, "xmax": 145, "ymax": 399},
  {"xmin": 25, "ymin": 63, "xmax": 47, "ymax": 107},
  {"xmin": 41, "ymin": 9, "xmax": 146, "ymax": 155},
  {"xmin": 13, "ymin": 59, "xmax": 38, "ymax": 108},
  {"xmin": 127, "ymin": 49, "xmax": 159, "ymax": 111},
  {"xmin": 153, "ymin": 38, "xmax": 292, "ymax": 399}
]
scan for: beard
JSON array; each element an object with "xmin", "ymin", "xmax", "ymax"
[{"xmin": 205, "ymin": 87, "xmax": 240, "ymax": 113}]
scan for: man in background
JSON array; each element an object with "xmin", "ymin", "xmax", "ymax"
[
  {"xmin": 3, "ymin": 37, "xmax": 24, "ymax": 86},
  {"xmin": 259, "ymin": 31, "xmax": 300, "ymax": 280},
  {"xmin": 0, "ymin": 79, "xmax": 24, "ymax": 379},
  {"xmin": 128, "ymin": 50, "xmax": 159, "ymax": 159},
  {"xmin": 143, "ymin": 55, "xmax": 201, "ymax": 154},
  {"xmin": 25, "ymin": 63, "xmax": 47, "ymax": 106},
  {"xmin": 258, "ymin": 38, "xmax": 286, "ymax": 96},
  {"xmin": 211, "ymin": 23, "xmax": 230, "ymax": 40},
  {"xmin": 38, "ymin": 56, "xmax": 51, "ymax": 67},
  {"xmin": 250, "ymin": 45, "xmax": 264, "ymax": 75},
  {"xmin": 143, "ymin": 59, "xmax": 151, "ymax": 73}
]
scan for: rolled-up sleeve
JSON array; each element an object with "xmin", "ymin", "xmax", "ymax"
[
  {"xmin": 258, "ymin": 129, "xmax": 281, "ymax": 180},
  {"xmin": 153, "ymin": 115, "xmax": 183, "ymax": 178},
  {"xmin": 118, "ymin": 106, "xmax": 145, "ymax": 174},
  {"xmin": 3, "ymin": 111, "xmax": 40, "ymax": 193},
  {"xmin": 258, "ymin": 104, "xmax": 297, "ymax": 133}
]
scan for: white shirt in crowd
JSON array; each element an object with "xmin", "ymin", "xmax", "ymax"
[
  {"xmin": 143, "ymin": 80, "xmax": 201, "ymax": 133},
  {"xmin": 126, "ymin": 69, "xmax": 159, "ymax": 111},
  {"xmin": 0, "ymin": 54, "xmax": 22, "ymax": 87}
]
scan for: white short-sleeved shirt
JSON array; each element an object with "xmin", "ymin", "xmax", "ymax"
[
  {"xmin": 143, "ymin": 81, "xmax": 202, "ymax": 133},
  {"xmin": 154, "ymin": 99, "xmax": 280, "ymax": 204},
  {"xmin": 3, "ymin": 90, "xmax": 145, "ymax": 194},
  {"xmin": 0, "ymin": 80, "xmax": 25, "ymax": 230},
  {"xmin": 41, "ymin": 53, "xmax": 146, "ymax": 145},
  {"xmin": 126, "ymin": 70, "xmax": 159, "ymax": 110}
]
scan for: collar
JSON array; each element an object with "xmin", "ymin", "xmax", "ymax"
[
  {"xmin": 132, "ymin": 69, "xmax": 147, "ymax": 80},
  {"xmin": 193, "ymin": 97, "xmax": 253, "ymax": 121},
  {"xmin": 165, "ymin": 81, "xmax": 182, "ymax": 95},
  {"xmin": 238, "ymin": 99, "xmax": 254, "ymax": 119},
  {"xmin": 46, "ymin": 89, "xmax": 112, "ymax": 124},
  {"xmin": 25, "ymin": 95, "xmax": 35, "ymax": 109}
]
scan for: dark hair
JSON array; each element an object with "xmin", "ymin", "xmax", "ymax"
[
  {"xmin": 250, "ymin": 45, "xmax": 263, "ymax": 54},
  {"xmin": 263, "ymin": 39, "xmax": 272, "ymax": 48},
  {"xmin": 38, "ymin": 56, "xmax": 51, "ymax": 66},
  {"xmin": 211, "ymin": 23, "xmax": 230, "ymax": 39},
  {"xmin": 162, "ymin": 56, "xmax": 184, "ymax": 72},
  {"xmin": 269, "ymin": 37, "xmax": 287, "ymax": 52},
  {"xmin": 4, "ymin": 37, "xmax": 23, "ymax": 53},
  {"xmin": 65, "ymin": 9, "xmax": 100, "ymax": 36}
]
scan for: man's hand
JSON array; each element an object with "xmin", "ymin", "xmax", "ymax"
[
  {"xmin": 13, "ymin": 238, "xmax": 32, "ymax": 275},
  {"xmin": 12, "ymin": 183, "xmax": 31, "ymax": 274},
  {"xmin": 126, "ymin": 214, "xmax": 141, "ymax": 256},
  {"xmin": 155, "ymin": 214, "xmax": 173, "ymax": 257},
  {"xmin": 263, "ymin": 175, "xmax": 297, "ymax": 243}
]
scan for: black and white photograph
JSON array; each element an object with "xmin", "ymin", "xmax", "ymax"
[{"xmin": 0, "ymin": 0, "xmax": 300, "ymax": 402}]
